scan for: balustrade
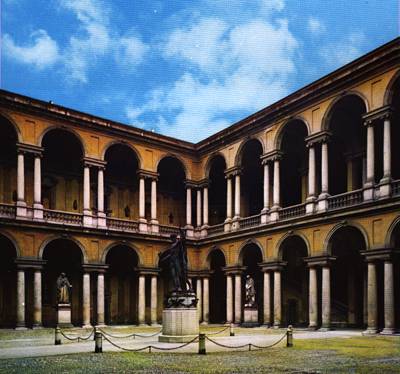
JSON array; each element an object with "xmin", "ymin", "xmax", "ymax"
[
  {"xmin": 279, "ymin": 203, "xmax": 306, "ymax": 220},
  {"xmin": 327, "ymin": 189, "xmax": 363, "ymax": 210}
]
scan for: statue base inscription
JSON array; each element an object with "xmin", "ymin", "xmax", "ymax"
[
  {"xmin": 57, "ymin": 303, "xmax": 72, "ymax": 327},
  {"xmin": 159, "ymin": 291, "xmax": 198, "ymax": 343},
  {"xmin": 242, "ymin": 307, "xmax": 259, "ymax": 327}
]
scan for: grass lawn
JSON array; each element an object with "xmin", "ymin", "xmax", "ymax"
[{"xmin": 0, "ymin": 335, "xmax": 399, "ymax": 373}]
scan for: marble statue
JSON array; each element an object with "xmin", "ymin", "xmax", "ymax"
[
  {"xmin": 245, "ymin": 275, "xmax": 256, "ymax": 307},
  {"xmin": 57, "ymin": 272, "xmax": 72, "ymax": 304}
]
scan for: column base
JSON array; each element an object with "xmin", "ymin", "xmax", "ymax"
[
  {"xmin": 380, "ymin": 328, "xmax": 396, "ymax": 335},
  {"xmin": 15, "ymin": 326, "xmax": 27, "ymax": 331},
  {"xmin": 82, "ymin": 324, "xmax": 92, "ymax": 329},
  {"xmin": 83, "ymin": 211, "xmax": 93, "ymax": 226},
  {"xmin": 95, "ymin": 324, "xmax": 107, "ymax": 328},
  {"xmin": 33, "ymin": 203, "xmax": 44, "ymax": 220},
  {"xmin": 151, "ymin": 323, "xmax": 161, "ymax": 327},
  {"xmin": 138, "ymin": 323, "xmax": 147, "ymax": 327},
  {"xmin": 305, "ymin": 197, "xmax": 316, "ymax": 214},
  {"xmin": 317, "ymin": 193, "xmax": 329, "ymax": 212},
  {"xmin": 184, "ymin": 225, "xmax": 194, "ymax": 238},
  {"xmin": 97, "ymin": 212, "xmax": 107, "ymax": 228},
  {"xmin": 363, "ymin": 183, "xmax": 374, "ymax": 201},
  {"xmin": 200, "ymin": 225, "xmax": 208, "ymax": 238},
  {"xmin": 231, "ymin": 217, "xmax": 240, "ymax": 230},
  {"xmin": 139, "ymin": 219, "xmax": 148, "ymax": 233},
  {"xmin": 273, "ymin": 323, "xmax": 281, "ymax": 329},
  {"xmin": 16, "ymin": 201, "xmax": 27, "ymax": 218},
  {"xmin": 318, "ymin": 326, "xmax": 331, "ymax": 332},
  {"xmin": 307, "ymin": 324, "xmax": 318, "ymax": 331},
  {"xmin": 362, "ymin": 327, "xmax": 378, "ymax": 335},
  {"xmin": 261, "ymin": 323, "xmax": 271, "ymax": 328},
  {"xmin": 260, "ymin": 209, "xmax": 269, "ymax": 224},
  {"xmin": 224, "ymin": 218, "xmax": 232, "ymax": 232},
  {"xmin": 200, "ymin": 321, "xmax": 208, "ymax": 325},
  {"xmin": 150, "ymin": 220, "xmax": 159, "ymax": 233},
  {"xmin": 269, "ymin": 207, "xmax": 279, "ymax": 222},
  {"xmin": 379, "ymin": 178, "xmax": 392, "ymax": 198},
  {"xmin": 32, "ymin": 323, "xmax": 43, "ymax": 329}
]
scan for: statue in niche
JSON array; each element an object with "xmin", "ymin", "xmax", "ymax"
[
  {"xmin": 57, "ymin": 272, "xmax": 72, "ymax": 304},
  {"xmin": 245, "ymin": 275, "xmax": 256, "ymax": 307}
]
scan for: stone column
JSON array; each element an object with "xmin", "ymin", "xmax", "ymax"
[
  {"xmin": 364, "ymin": 261, "xmax": 378, "ymax": 334},
  {"xmin": 138, "ymin": 176, "xmax": 147, "ymax": 232},
  {"xmin": 364, "ymin": 123, "xmax": 375, "ymax": 201},
  {"xmin": 32, "ymin": 269, "xmax": 42, "ymax": 328},
  {"xmin": 263, "ymin": 271, "xmax": 271, "ymax": 326},
  {"xmin": 138, "ymin": 274, "xmax": 146, "ymax": 325},
  {"xmin": 83, "ymin": 164, "xmax": 92, "ymax": 225},
  {"xmin": 97, "ymin": 167, "xmax": 106, "ymax": 228},
  {"xmin": 382, "ymin": 260, "xmax": 395, "ymax": 334},
  {"xmin": 202, "ymin": 277, "xmax": 209, "ymax": 324},
  {"xmin": 203, "ymin": 186, "xmax": 209, "ymax": 227},
  {"xmin": 270, "ymin": 158, "xmax": 281, "ymax": 222},
  {"xmin": 306, "ymin": 145, "xmax": 316, "ymax": 214},
  {"xmin": 16, "ymin": 151, "xmax": 27, "ymax": 217},
  {"xmin": 185, "ymin": 186, "xmax": 193, "ymax": 237},
  {"xmin": 196, "ymin": 189, "xmax": 202, "ymax": 228},
  {"xmin": 273, "ymin": 270, "xmax": 281, "ymax": 328},
  {"xmin": 150, "ymin": 178, "xmax": 159, "ymax": 233},
  {"xmin": 97, "ymin": 272, "xmax": 105, "ymax": 326},
  {"xmin": 321, "ymin": 265, "xmax": 331, "ymax": 330},
  {"xmin": 16, "ymin": 268, "xmax": 26, "ymax": 329},
  {"xmin": 233, "ymin": 174, "xmax": 241, "ymax": 220},
  {"xmin": 82, "ymin": 272, "xmax": 91, "ymax": 327},
  {"xmin": 261, "ymin": 161, "xmax": 270, "ymax": 223},
  {"xmin": 197, "ymin": 278, "xmax": 202, "ymax": 322},
  {"xmin": 380, "ymin": 118, "xmax": 392, "ymax": 197},
  {"xmin": 226, "ymin": 274, "xmax": 233, "ymax": 323},
  {"xmin": 150, "ymin": 275, "xmax": 158, "ymax": 325},
  {"xmin": 224, "ymin": 176, "xmax": 232, "ymax": 231},
  {"xmin": 234, "ymin": 273, "xmax": 242, "ymax": 324},
  {"xmin": 318, "ymin": 141, "xmax": 329, "ymax": 212},
  {"xmin": 33, "ymin": 154, "xmax": 43, "ymax": 219},
  {"xmin": 308, "ymin": 266, "xmax": 318, "ymax": 329}
]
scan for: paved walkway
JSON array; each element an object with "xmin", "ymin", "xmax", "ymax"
[{"xmin": 0, "ymin": 327, "xmax": 362, "ymax": 359}]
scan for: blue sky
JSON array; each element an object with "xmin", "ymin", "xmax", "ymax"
[{"xmin": 2, "ymin": 0, "xmax": 399, "ymax": 142}]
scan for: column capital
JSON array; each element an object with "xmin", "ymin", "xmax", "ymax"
[
  {"xmin": 259, "ymin": 261, "xmax": 287, "ymax": 272},
  {"xmin": 135, "ymin": 266, "xmax": 161, "ymax": 276},
  {"xmin": 305, "ymin": 131, "xmax": 332, "ymax": 147},
  {"xmin": 362, "ymin": 105, "xmax": 394, "ymax": 126},
  {"xmin": 82, "ymin": 263, "xmax": 109, "ymax": 273},
  {"xmin": 82, "ymin": 157, "xmax": 106, "ymax": 168},
  {"xmin": 15, "ymin": 257, "xmax": 47, "ymax": 270},
  {"xmin": 360, "ymin": 248, "xmax": 400, "ymax": 262},
  {"xmin": 185, "ymin": 179, "xmax": 197, "ymax": 189},
  {"xmin": 261, "ymin": 150, "xmax": 283, "ymax": 164},
  {"xmin": 222, "ymin": 266, "xmax": 247, "ymax": 275},
  {"xmin": 16, "ymin": 142, "xmax": 44, "ymax": 156},
  {"xmin": 198, "ymin": 178, "xmax": 209, "ymax": 189},
  {"xmin": 224, "ymin": 166, "xmax": 242, "ymax": 178},
  {"xmin": 303, "ymin": 255, "xmax": 336, "ymax": 267},
  {"xmin": 187, "ymin": 269, "xmax": 212, "ymax": 278},
  {"xmin": 137, "ymin": 169, "xmax": 159, "ymax": 180}
]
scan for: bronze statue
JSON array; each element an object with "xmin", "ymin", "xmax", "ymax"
[
  {"xmin": 57, "ymin": 272, "xmax": 72, "ymax": 304},
  {"xmin": 245, "ymin": 275, "xmax": 256, "ymax": 307}
]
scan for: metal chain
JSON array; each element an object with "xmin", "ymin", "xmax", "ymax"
[
  {"xmin": 98, "ymin": 328, "xmax": 162, "ymax": 339},
  {"xmin": 201, "ymin": 325, "xmax": 230, "ymax": 335},
  {"xmin": 59, "ymin": 328, "xmax": 95, "ymax": 342}
]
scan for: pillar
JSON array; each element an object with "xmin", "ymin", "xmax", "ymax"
[
  {"xmin": 308, "ymin": 266, "xmax": 318, "ymax": 329},
  {"xmin": 261, "ymin": 162, "xmax": 270, "ymax": 223},
  {"xmin": 16, "ymin": 268, "xmax": 26, "ymax": 329},
  {"xmin": 365, "ymin": 261, "xmax": 378, "ymax": 334},
  {"xmin": 202, "ymin": 277, "xmax": 209, "ymax": 324},
  {"xmin": 97, "ymin": 167, "xmax": 106, "ymax": 227},
  {"xmin": 186, "ymin": 187, "xmax": 192, "ymax": 227},
  {"xmin": 82, "ymin": 272, "xmax": 91, "ymax": 327},
  {"xmin": 139, "ymin": 177, "xmax": 145, "ymax": 219},
  {"xmin": 150, "ymin": 275, "xmax": 158, "ymax": 325},
  {"xmin": 225, "ymin": 177, "xmax": 232, "ymax": 231},
  {"xmin": 83, "ymin": 165, "xmax": 91, "ymax": 213},
  {"xmin": 151, "ymin": 179, "xmax": 157, "ymax": 222},
  {"xmin": 97, "ymin": 272, "xmax": 105, "ymax": 326},
  {"xmin": 321, "ymin": 265, "xmax": 331, "ymax": 330},
  {"xmin": 138, "ymin": 274, "xmax": 146, "ymax": 325},
  {"xmin": 233, "ymin": 174, "xmax": 241, "ymax": 219},
  {"xmin": 203, "ymin": 186, "xmax": 209, "ymax": 227},
  {"xmin": 234, "ymin": 273, "xmax": 242, "ymax": 324},
  {"xmin": 16, "ymin": 151, "xmax": 27, "ymax": 217},
  {"xmin": 226, "ymin": 274, "xmax": 233, "ymax": 323},
  {"xmin": 32, "ymin": 269, "xmax": 42, "ymax": 328},
  {"xmin": 272, "ymin": 159, "xmax": 280, "ymax": 208},
  {"xmin": 197, "ymin": 278, "xmax": 202, "ymax": 322},
  {"xmin": 273, "ymin": 270, "xmax": 281, "ymax": 328},
  {"xmin": 196, "ymin": 189, "xmax": 202, "ymax": 228},
  {"xmin": 380, "ymin": 118, "xmax": 392, "ymax": 197},
  {"xmin": 308, "ymin": 146, "xmax": 316, "ymax": 197},
  {"xmin": 263, "ymin": 271, "xmax": 271, "ymax": 326},
  {"xmin": 364, "ymin": 123, "xmax": 375, "ymax": 200},
  {"xmin": 318, "ymin": 141, "xmax": 329, "ymax": 212},
  {"xmin": 33, "ymin": 154, "xmax": 43, "ymax": 218},
  {"xmin": 382, "ymin": 260, "xmax": 395, "ymax": 334}
]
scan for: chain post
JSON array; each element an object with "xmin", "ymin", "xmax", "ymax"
[
  {"xmin": 93, "ymin": 326, "xmax": 97, "ymax": 341},
  {"xmin": 286, "ymin": 325, "xmax": 293, "ymax": 347},
  {"xmin": 55, "ymin": 326, "xmax": 61, "ymax": 345},
  {"xmin": 95, "ymin": 331, "xmax": 103, "ymax": 353},
  {"xmin": 230, "ymin": 323, "xmax": 235, "ymax": 337},
  {"xmin": 198, "ymin": 333, "xmax": 206, "ymax": 355}
]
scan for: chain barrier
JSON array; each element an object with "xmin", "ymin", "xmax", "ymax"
[
  {"xmin": 201, "ymin": 325, "xmax": 230, "ymax": 335},
  {"xmin": 58, "ymin": 327, "xmax": 95, "ymax": 342},
  {"xmin": 98, "ymin": 328, "xmax": 162, "ymax": 339}
]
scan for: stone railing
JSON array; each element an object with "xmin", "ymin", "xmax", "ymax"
[
  {"xmin": 327, "ymin": 189, "xmax": 363, "ymax": 210},
  {"xmin": 107, "ymin": 217, "xmax": 138, "ymax": 232},
  {"xmin": 392, "ymin": 179, "xmax": 400, "ymax": 196},
  {"xmin": 0, "ymin": 203, "xmax": 16, "ymax": 218},
  {"xmin": 43, "ymin": 209, "xmax": 83, "ymax": 225},
  {"xmin": 159, "ymin": 224, "xmax": 180, "ymax": 236},
  {"xmin": 279, "ymin": 203, "xmax": 306, "ymax": 220},
  {"xmin": 239, "ymin": 214, "xmax": 261, "ymax": 229},
  {"xmin": 207, "ymin": 223, "xmax": 225, "ymax": 236}
]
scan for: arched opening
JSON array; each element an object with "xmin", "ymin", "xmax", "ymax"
[
  {"xmin": 326, "ymin": 96, "xmax": 367, "ymax": 195},
  {"xmin": 208, "ymin": 249, "xmax": 226, "ymax": 323},
  {"xmin": 239, "ymin": 140, "xmax": 263, "ymax": 217},
  {"xmin": 42, "ymin": 238, "xmax": 84, "ymax": 326},
  {"xmin": 208, "ymin": 156, "xmax": 227, "ymax": 225},
  {"xmin": 105, "ymin": 245, "xmax": 139, "ymax": 324},
  {"xmin": 240, "ymin": 243, "xmax": 263, "ymax": 323},
  {"xmin": 157, "ymin": 157, "xmax": 186, "ymax": 226},
  {"xmin": 280, "ymin": 236, "xmax": 308, "ymax": 326},
  {"xmin": 104, "ymin": 144, "xmax": 139, "ymax": 219},
  {"xmin": 389, "ymin": 76, "xmax": 400, "ymax": 180},
  {"xmin": 0, "ymin": 116, "xmax": 18, "ymax": 204},
  {"xmin": 389, "ymin": 221, "xmax": 400, "ymax": 329},
  {"xmin": 0, "ymin": 234, "xmax": 17, "ymax": 327},
  {"xmin": 41, "ymin": 129, "xmax": 84, "ymax": 212},
  {"xmin": 329, "ymin": 226, "xmax": 366, "ymax": 328},
  {"xmin": 280, "ymin": 121, "xmax": 308, "ymax": 207}
]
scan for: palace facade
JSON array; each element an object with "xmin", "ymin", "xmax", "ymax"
[{"xmin": 1, "ymin": 38, "xmax": 399, "ymax": 333}]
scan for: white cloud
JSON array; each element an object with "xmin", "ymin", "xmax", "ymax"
[
  {"xmin": 307, "ymin": 17, "xmax": 325, "ymax": 35},
  {"xmin": 116, "ymin": 35, "xmax": 149, "ymax": 69},
  {"xmin": 3, "ymin": 30, "xmax": 60, "ymax": 69},
  {"xmin": 320, "ymin": 31, "xmax": 367, "ymax": 67}
]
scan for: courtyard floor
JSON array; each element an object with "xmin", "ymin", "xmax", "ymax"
[{"xmin": 0, "ymin": 326, "xmax": 399, "ymax": 373}]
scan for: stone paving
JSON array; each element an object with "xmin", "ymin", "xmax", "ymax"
[{"xmin": 0, "ymin": 326, "xmax": 363, "ymax": 359}]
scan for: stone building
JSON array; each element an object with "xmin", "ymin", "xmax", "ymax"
[{"xmin": 0, "ymin": 37, "xmax": 399, "ymax": 334}]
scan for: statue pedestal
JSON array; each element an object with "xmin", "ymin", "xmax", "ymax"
[
  {"xmin": 242, "ymin": 307, "xmax": 258, "ymax": 327},
  {"xmin": 57, "ymin": 303, "xmax": 73, "ymax": 327},
  {"xmin": 159, "ymin": 291, "xmax": 198, "ymax": 343}
]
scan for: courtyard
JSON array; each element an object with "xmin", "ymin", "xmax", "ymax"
[{"xmin": 0, "ymin": 326, "xmax": 399, "ymax": 373}]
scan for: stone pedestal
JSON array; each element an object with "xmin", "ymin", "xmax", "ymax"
[
  {"xmin": 57, "ymin": 303, "xmax": 73, "ymax": 327},
  {"xmin": 159, "ymin": 291, "xmax": 198, "ymax": 343},
  {"xmin": 242, "ymin": 307, "xmax": 258, "ymax": 327}
]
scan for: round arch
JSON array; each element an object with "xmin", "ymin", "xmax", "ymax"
[
  {"xmin": 383, "ymin": 69, "xmax": 400, "ymax": 105},
  {"xmin": 156, "ymin": 154, "xmax": 189, "ymax": 180},
  {"xmin": 275, "ymin": 231, "xmax": 311, "ymax": 260},
  {"xmin": 204, "ymin": 152, "xmax": 227, "ymax": 179},
  {"xmin": 0, "ymin": 230, "xmax": 20, "ymax": 258},
  {"xmin": 204, "ymin": 246, "xmax": 228, "ymax": 269},
  {"xmin": 234, "ymin": 137, "xmax": 265, "ymax": 167},
  {"xmin": 38, "ymin": 126, "xmax": 86, "ymax": 157},
  {"xmin": 321, "ymin": 91, "xmax": 370, "ymax": 131},
  {"xmin": 274, "ymin": 116, "xmax": 310, "ymax": 150},
  {"xmin": 101, "ymin": 140, "xmax": 143, "ymax": 169},
  {"xmin": 38, "ymin": 235, "xmax": 88, "ymax": 263},
  {"xmin": 237, "ymin": 239, "xmax": 264, "ymax": 265},
  {"xmin": 0, "ymin": 112, "xmax": 22, "ymax": 142},
  {"xmin": 101, "ymin": 241, "xmax": 142, "ymax": 265},
  {"xmin": 385, "ymin": 215, "xmax": 400, "ymax": 248}
]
